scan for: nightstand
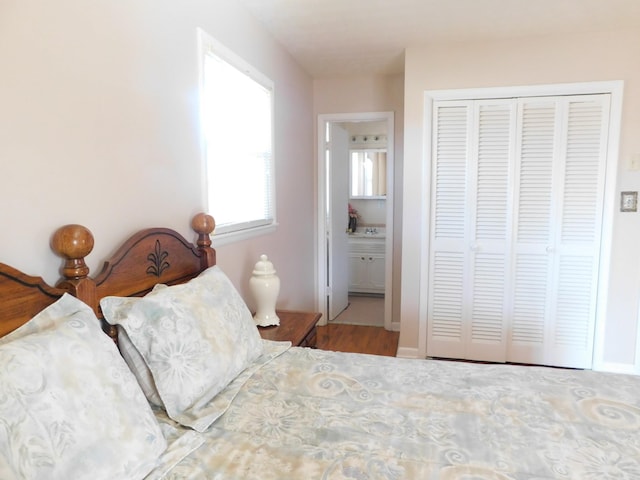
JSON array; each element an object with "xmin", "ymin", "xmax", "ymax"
[{"xmin": 257, "ymin": 310, "xmax": 321, "ymax": 347}]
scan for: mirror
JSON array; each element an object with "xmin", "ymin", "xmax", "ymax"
[{"xmin": 350, "ymin": 149, "xmax": 387, "ymax": 198}]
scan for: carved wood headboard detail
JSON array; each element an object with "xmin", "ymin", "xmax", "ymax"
[
  {"xmin": 51, "ymin": 213, "xmax": 216, "ymax": 342},
  {"xmin": 0, "ymin": 263, "xmax": 66, "ymax": 337}
]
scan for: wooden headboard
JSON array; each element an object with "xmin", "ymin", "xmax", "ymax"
[
  {"xmin": 0, "ymin": 263, "xmax": 66, "ymax": 337},
  {"xmin": 51, "ymin": 212, "xmax": 216, "ymax": 342}
]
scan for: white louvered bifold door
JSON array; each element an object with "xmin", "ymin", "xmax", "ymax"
[
  {"xmin": 466, "ymin": 101, "xmax": 515, "ymax": 361},
  {"xmin": 427, "ymin": 94, "xmax": 609, "ymax": 368},
  {"xmin": 508, "ymin": 95, "xmax": 610, "ymax": 368},
  {"xmin": 427, "ymin": 102, "xmax": 470, "ymax": 360},
  {"xmin": 506, "ymin": 99, "xmax": 558, "ymax": 365},
  {"xmin": 428, "ymin": 101, "xmax": 515, "ymax": 362}
]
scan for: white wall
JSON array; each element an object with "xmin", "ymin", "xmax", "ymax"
[
  {"xmin": 401, "ymin": 29, "xmax": 640, "ymax": 371},
  {"xmin": 0, "ymin": 0, "xmax": 315, "ymax": 312},
  {"xmin": 314, "ymin": 74, "xmax": 405, "ymax": 326},
  {"xmin": 349, "ymin": 199, "xmax": 387, "ymax": 226}
]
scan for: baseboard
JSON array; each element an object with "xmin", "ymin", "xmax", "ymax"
[
  {"xmin": 395, "ymin": 346, "xmax": 421, "ymax": 359},
  {"xmin": 593, "ymin": 361, "xmax": 639, "ymax": 375}
]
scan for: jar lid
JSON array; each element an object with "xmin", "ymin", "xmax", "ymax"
[{"xmin": 252, "ymin": 254, "xmax": 276, "ymax": 276}]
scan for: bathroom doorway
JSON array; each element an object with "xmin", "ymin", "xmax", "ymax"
[{"xmin": 316, "ymin": 112, "xmax": 394, "ymax": 329}]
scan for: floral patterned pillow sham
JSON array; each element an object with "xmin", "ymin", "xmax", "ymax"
[
  {"xmin": 117, "ymin": 325, "xmax": 165, "ymax": 406},
  {"xmin": 101, "ymin": 265, "xmax": 264, "ymax": 432},
  {"xmin": 0, "ymin": 294, "xmax": 167, "ymax": 480}
]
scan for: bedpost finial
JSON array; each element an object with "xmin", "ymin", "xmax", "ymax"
[
  {"xmin": 51, "ymin": 224, "xmax": 94, "ymax": 279},
  {"xmin": 192, "ymin": 212, "xmax": 215, "ymax": 236},
  {"xmin": 191, "ymin": 213, "xmax": 216, "ymax": 269}
]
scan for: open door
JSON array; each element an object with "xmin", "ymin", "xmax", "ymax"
[
  {"xmin": 316, "ymin": 112, "xmax": 394, "ymax": 330},
  {"xmin": 327, "ymin": 123, "xmax": 349, "ymax": 320}
]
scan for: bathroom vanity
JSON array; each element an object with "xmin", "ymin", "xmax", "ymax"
[{"xmin": 347, "ymin": 231, "xmax": 385, "ymax": 294}]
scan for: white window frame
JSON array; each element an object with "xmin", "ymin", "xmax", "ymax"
[{"xmin": 198, "ymin": 28, "xmax": 276, "ymax": 245}]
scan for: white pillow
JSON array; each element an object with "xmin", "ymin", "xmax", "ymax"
[
  {"xmin": 101, "ymin": 265, "xmax": 264, "ymax": 432},
  {"xmin": 117, "ymin": 326, "xmax": 165, "ymax": 406},
  {"xmin": 0, "ymin": 294, "xmax": 166, "ymax": 480}
]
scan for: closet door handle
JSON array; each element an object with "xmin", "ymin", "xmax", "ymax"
[
  {"xmin": 546, "ymin": 246, "xmax": 555, "ymax": 253},
  {"xmin": 470, "ymin": 243, "xmax": 479, "ymax": 252}
]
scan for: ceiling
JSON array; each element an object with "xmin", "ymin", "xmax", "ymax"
[{"xmin": 239, "ymin": 0, "xmax": 640, "ymax": 78}]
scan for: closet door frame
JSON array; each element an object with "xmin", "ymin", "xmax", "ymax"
[{"xmin": 421, "ymin": 81, "xmax": 623, "ymax": 370}]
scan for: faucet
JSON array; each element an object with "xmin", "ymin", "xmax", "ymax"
[{"xmin": 364, "ymin": 227, "xmax": 378, "ymax": 235}]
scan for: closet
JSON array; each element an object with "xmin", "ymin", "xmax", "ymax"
[{"xmin": 426, "ymin": 94, "xmax": 610, "ymax": 368}]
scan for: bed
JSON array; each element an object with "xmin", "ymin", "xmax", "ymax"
[{"xmin": 1, "ymin": 213, "xmax": 639, "ymax": 479}]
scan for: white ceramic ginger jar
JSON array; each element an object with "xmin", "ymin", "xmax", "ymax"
[{"xmin": 249, "ymin": 254, "xmax": 280, "ymax": 326}]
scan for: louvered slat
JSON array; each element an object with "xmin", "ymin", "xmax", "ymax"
[
  {"xmin": 553, "ymin": 256, "xmax": 594, "ymax": 347},
  {"xmin": 470, "ymin": 253, "xmax": 506, "ymax": 342},
  {"xmin": 434, "ymin": 106, "xmax": 467, "ymax": 240},
  {"xmin": 517, "ymin": 103, "xmax": 555, "ymax": 244},
  {"xmin": 431, "ymin": 252, "xmax": 464, "ymax": 340},
  {"xmin": 476, "ymin": 105, "xmax": 511, "ymax": 241},
  {"xmin": 511, "ymin": 254, "xmax": 548, "ymax": 345},
  {"xmin": 561, "ymin": 101, "xmax": 604, "ymax": 244}
]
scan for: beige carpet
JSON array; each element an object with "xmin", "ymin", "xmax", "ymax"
[{"xmin": 332, "ymin": 294, "xmax": 384, "ymax": 327}]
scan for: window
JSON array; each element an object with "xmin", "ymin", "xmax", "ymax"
[{"xmin": 198, "ymin": 29, "xmax": 275, "ymax": 241}]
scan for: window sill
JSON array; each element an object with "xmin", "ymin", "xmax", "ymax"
[{"xmin": 212, "ymin": 222, "xmax": 278, "ymax": 246}]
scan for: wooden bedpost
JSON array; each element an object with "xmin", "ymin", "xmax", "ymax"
[
  {"xmin": 192, "ymin": 212, "xmax": 216, "ymax": 269},
  {"xmin": 50, "ymin": 223, "xmax": 98, "ymax": 314}
]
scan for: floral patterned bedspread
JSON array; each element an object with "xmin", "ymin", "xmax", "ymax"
[{"xmin": 149, "ymin": 343, "xmax": 640, "ymax": 479}]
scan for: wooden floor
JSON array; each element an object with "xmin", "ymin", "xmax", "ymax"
[{"xmin": 316, "ymin": 323, "xmax": 399, "ymax": 357}]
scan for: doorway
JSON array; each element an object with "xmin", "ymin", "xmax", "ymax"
[{"xmin": 316, "ymin": 112, "xmax": 394, "ymax": 329}]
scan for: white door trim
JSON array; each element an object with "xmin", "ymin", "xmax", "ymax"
[{"xmin": 316, "ymin": 112, "xmax": 395, "ymax": 329}]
